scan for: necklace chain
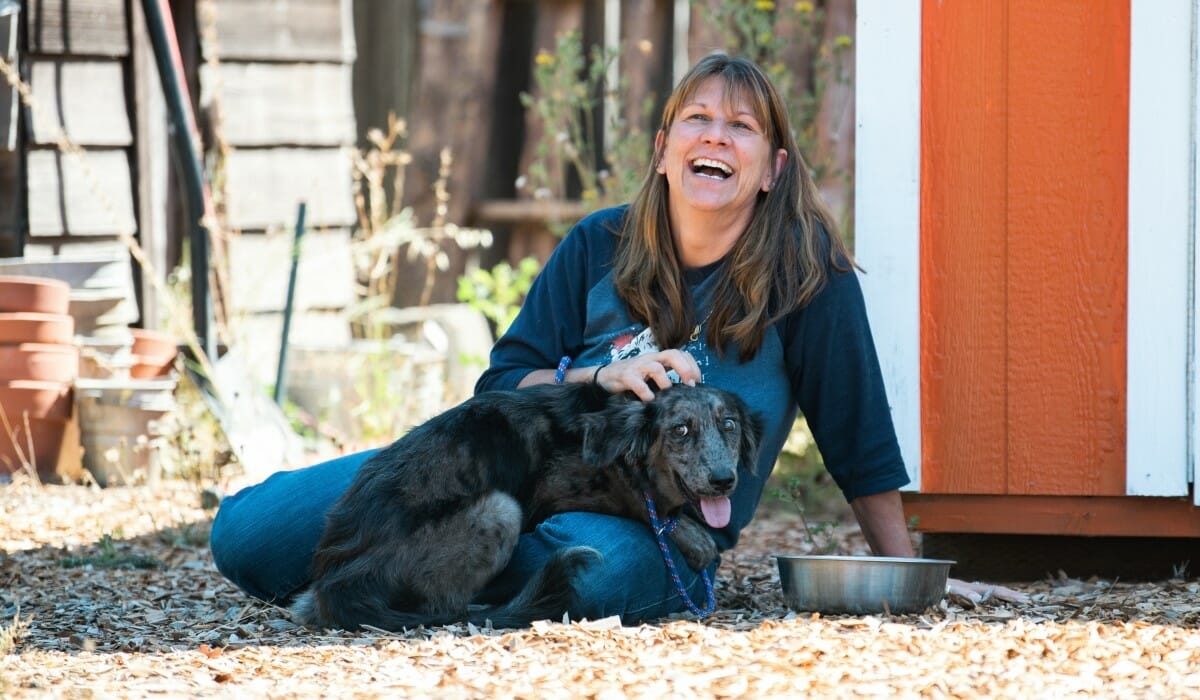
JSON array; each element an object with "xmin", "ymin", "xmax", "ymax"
[{"xmin": 688, "ymin": 307, "xmax": 714, "ymax": 344}]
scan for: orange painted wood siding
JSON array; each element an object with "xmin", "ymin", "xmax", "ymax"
[{"xmin": 920, "ymin": 0, "xmax": 1130, "ymax": 496}]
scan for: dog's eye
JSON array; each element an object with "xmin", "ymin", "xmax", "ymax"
[
  {"xmin": 722, "ymin": 418, "xmax": 737, "ymax": 431},
  {"xmin": 673, "ymin": 424, "xmax": 689, "ymax": 438}
]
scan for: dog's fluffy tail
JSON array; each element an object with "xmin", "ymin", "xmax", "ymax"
[
  {"xmin": 291, "ymin": 546, "xmax": 601, "ymax": 632},
  {"xmin": 467, "ymin": 546, "xmax": 602, "ymax": 629}
]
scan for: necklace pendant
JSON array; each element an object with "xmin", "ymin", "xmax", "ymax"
[{"xmin": 689, "ymin": 324, "xmax": 701, "ymax": 343}]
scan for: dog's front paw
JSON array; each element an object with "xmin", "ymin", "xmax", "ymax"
[{"xmin": 668, "ymin": 516, "xmax": 718, "ymax": 572}]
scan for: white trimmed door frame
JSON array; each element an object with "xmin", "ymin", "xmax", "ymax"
[
  {"xmin": 855, "ymin": 0, "xmax": 923, "ymax": 490},
  {"xmin": 1126, "ymin": 0, "xmax": 1193, "ymax": 497}
]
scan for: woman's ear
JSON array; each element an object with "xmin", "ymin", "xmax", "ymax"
[
  {"xmin": 654, "ymin": 130, "xmax": 667, "ymax": 174},
  {"xmin": 761, "ymin": 148, "xmax": 788, "ymax": 192}
]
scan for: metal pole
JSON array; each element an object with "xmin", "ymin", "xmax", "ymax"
[
  {"xmin": 274, "ymin": 201, "xmax": 307, "ymax": 405},
  {"xmin": 139, "ymin": 0, "xmax": 215, "ymax": 361}
]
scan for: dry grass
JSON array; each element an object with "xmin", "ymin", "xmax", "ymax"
[{"xmin": 1, "ymin": 476, "xmax": 1198, "ymax": 698}]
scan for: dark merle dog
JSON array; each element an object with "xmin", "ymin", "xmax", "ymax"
[{"xmin": 290, "ymin": 381, "xmax": 762, "ymax": 631}]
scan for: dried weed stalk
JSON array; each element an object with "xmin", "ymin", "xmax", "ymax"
[{"xmin": 349, "ymin": 114, "xmax": 492, "ymax": 335}]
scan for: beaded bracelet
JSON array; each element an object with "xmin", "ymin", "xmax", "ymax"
[{"xmin": 554, "ymin": 355, "xmax": 572, "ymax": 384}]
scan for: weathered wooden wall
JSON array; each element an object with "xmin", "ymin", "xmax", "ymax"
[
  {"xmin": 18, "ymin": 0, "xmax": 134, "ymax": 258},
  {"xmin": 198, "ymin": 0, "xmax": 358, "ymax": 379}
]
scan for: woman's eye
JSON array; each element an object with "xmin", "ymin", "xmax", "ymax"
[
  {"xmin": 722, "ymin": 418, "xmax": 737, "ymax": 431},
  {"xmin": 673, "ymin": 425, "xmax": 689, "ymax": 438}
]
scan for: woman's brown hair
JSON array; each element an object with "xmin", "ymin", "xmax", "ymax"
[{"xmin": 613, "ymin": 53, "xmax": 852, "ymax": 361}]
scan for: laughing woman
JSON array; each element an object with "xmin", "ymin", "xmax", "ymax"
[{"xmin": 210, "ymin": 53, "xmax": 1024, "ymax": 624}]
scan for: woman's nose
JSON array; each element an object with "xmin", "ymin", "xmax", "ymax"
[{"xmin": 701, "ymin": 119, "xmax": 729, "ymax": 144}]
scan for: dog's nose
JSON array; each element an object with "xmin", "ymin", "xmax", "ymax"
[{"xmin": 708, "ymin": 474, "xmax": 735, "ymax": 492}]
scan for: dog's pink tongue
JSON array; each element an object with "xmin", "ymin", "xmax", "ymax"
[{"xmin": 700, "ymin": 496, "xmax": 732, "ymax": 528}]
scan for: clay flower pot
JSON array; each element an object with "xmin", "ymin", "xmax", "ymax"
[
  {"xmin": 0, "ymin": 312, "xmax": 74, "ymax": 344},
  {"xmin": 129, "ymin": 328, "xmax": 178, "ymax": 362},
  {"xmin": 0, "ymin": 415, "xmax": 72, "ymax": 481},
  {"xmin": 0, "ymin": 380, "xmax": 75, "ymax": 481},
  {"xmin": 129, "ymin": 328, "xmax": 178, "ymax": 378},
  {"xmin": 75, "ymin": 377, "xmax": 176, "ymax": 486},
  {"xmin": 0, "ymin": 343, "xmax": 79, "ymax": 383},
  {"xmin": 0, "ymin": 379, "xmax": 73, "ymax": 420},
  {"xmin": 0, "ymin": 276, "xmax": 71, "ymax": 314}
]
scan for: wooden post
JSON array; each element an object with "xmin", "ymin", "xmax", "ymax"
[{"xmin": 394, "ymin": 0, "xmax": 503, "ymax": 306}]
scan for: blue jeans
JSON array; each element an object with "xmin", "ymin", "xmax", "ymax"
[{"xmin": 209, "ymin": 449, "xmax": 717, "ymax": 623}]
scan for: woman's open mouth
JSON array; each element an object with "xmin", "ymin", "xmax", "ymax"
[{"xmin": 690, "ymin": 157, "xmax": 733, "ymax": 181}]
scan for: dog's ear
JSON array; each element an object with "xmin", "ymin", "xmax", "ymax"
[
  {"xmin": 738, "ymin": 404, "xmax": 766, "ymax": 476},
  {"xmin": 582, "ymin": 398, "xmax": 652, "ymax": 467}
]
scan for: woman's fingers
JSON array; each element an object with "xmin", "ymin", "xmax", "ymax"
[
  {"xmin": 658, "ymin": 349, "xmax": 703, "ymax": 386},
  {"xmin": 946, "ymin": 577, "xmax": 1031, "ymax": 605},
  {"xmin": 597, "ymin": 350, "xmax": 701, "ymax": 401}
]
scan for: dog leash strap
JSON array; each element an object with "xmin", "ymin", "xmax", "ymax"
[{"xmin": 643, "ymin": 493, "xmax": 716, "ymax": 617}]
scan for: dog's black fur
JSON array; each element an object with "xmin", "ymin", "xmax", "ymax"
[{"xmin": 290, "ymin": 382, "xmax": 762, "ymax": 631}]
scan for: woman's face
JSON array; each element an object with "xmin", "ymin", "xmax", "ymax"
[{"xmin": 656, "ymin": 76, "xmax": 786, "ymax": 222}]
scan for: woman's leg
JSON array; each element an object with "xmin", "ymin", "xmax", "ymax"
[
  {"xmin": 208, "ymin": 449, "xmax": 382, "ymax": 603},
  {"xmin": 479, "ymin": 513, "xmax": 718, "ymax": 623}
]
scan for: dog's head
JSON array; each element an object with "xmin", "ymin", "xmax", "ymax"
[{"xmin": 582, "ymin": 384, "xmax": 763, "ymax": 529}]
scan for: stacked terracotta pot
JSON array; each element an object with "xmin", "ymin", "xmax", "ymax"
[{"xmin": 0, "ymin": 275, "xmax": 81, "ymax": 482}]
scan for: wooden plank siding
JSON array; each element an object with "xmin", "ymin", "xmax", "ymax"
[
  {"xmin": 28, "ymin": 60, "xmax": 132, "ymax": 146},
  {"xmin": 225, "ymin": 228, "xmax": 355, "ymax": 313},
  {"xmin": 208, "ymin": 0, "xmax": 355, "ymax": 63},
  {"xmin": 200, "ymin": 0, "xmax": 359, "ymax": 329},
  {"xmin": 221, "ymin": 147, "xmax": 356, "ymax": 231},
  {"xmin": 26, "ymin": 0, "xmax": 129, "ymax": 56},
  {"xmin": 199, "ymin": 62, "xmax": 355, "ymax": 147},
  {"xmin": 25, "ymin": 148, "xmax": 137, "ymax": 237},
  {"xmin": 919, "ymin": 1, "xmax": 1130, "ymax": 497}
]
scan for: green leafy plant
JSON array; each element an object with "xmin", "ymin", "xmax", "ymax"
[
  {"xmin": 518, "ymin": 31, "xmax": 654, "ymax": 233},
  {"xmin": 771, "ymin": 474, "xmax": 841, "ymax": 555},
  {"xmin": 349, "ymin": 114, "xmax": 494, "ymax": 335},
  {"xmin": 59, "ymin": 534, "xmax": 163, "ymax": 570},
  {"xmin": 457, "ymin": 257, "xmax": 542, "ymax": 337}
]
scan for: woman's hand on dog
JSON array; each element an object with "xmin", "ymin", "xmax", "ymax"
[{"xmin": 595, "ymin": 350, "xmax": 703, "ymax": 401}]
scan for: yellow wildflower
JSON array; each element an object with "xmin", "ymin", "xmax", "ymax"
[
  {"xmin": 535, "ymin": 50, "xmax": 555, "ymax": 67},
  {"xmin": 795, "ymin": 1, "xmax": 814, "ymax": 13},
  {"xmin": 834, "ymin": 34, "xmax": 852, "ymax": 48},
  {"xmin": 755, "ymin": 0, "xmax": 775, "ymax": 10}
]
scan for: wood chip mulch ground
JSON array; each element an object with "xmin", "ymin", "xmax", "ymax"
[{"xmin": 2, "ymin": 476, "xmax": 1198, "ymax": 698}]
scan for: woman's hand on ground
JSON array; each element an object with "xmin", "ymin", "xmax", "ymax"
[
  {"xmin": 595, "ymin": 350, "xmax": 701, "ymax": 401},
  {"xmin": 946, "ymin": 577, "xmax": 1031, "ymax": 605}
]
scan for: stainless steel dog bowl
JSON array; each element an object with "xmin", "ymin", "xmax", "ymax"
[{"xmin": 776, "ymin": 555, "xmax": 955, "ymax": 614}]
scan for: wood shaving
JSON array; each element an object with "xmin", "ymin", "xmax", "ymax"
[{"xmin": 1, "ymin": 478, "xmax": 1198, "ymax": 698}]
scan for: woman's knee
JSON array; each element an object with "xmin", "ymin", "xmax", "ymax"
[
  {"xmin": 514, "ymin": 513, "xmax": 714, "ymax": 622},
  {"xmin": 208, "ymin": 449, "xmax": 380, "ymax": 602}
]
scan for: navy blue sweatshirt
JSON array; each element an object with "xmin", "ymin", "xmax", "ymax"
[{"xmin": 477, "ymin": 205, "xmax": 909, "ymax": 551}]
